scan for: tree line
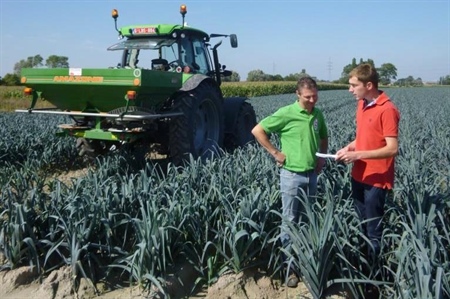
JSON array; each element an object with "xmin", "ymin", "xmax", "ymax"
[
  {"xmin": 1, "ymin": 54, "xmax": 68, "ymax": 86},
  {"xmin": 243, "ymin": 58, "xmax": 450, "ymax": 86},
  {"xmin": 1, "ymin": 55, "xmax": 449, "ymax": 86}
]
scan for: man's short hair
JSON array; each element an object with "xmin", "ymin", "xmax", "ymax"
[
  {"xmin": 349, "ymin": 64, "xmax": 379, "ymax": 88},
  {"xmin": 297, "ymin": 76, "xmax": 318, "ymax": 92}
]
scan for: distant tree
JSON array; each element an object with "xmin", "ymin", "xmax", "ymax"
[
  {"xmin": 2, "ymin": 73, "xmax": 20, "ymax": 86},
  {"xmin": 393, "ymin": 75, "xmax": 423, "ymax": 87},
  {"xmin": 284, "ymin": 73, "xmax": 299, "ymax": 81},
  {"xmin": 340, "ymin": 58, "xmax": 358, "ymax": 81},
  {"xmin": 247, "ymin": 69, "xmax": 270, "ymax": 81},
  {"xmin": 222, "ymin": 71, "xmax": 240, "ymax": 82},
  {"xmin": 377, "ymin": 63, "xmax": 397, "ymax": 85},
  {"xmin": 298, "ymin": 69, "xmax": 310, "ymax": 78},
  {"xmin": 439, "ymin": 75, "xmax": 450, "ymax": 85},
  {"xmin": 13, "ymin": 55, "xmax": 44, "ymax": 75},
  {"xmin": 0, "ymin": 76, "xmax": 2, "ymax": 85},
  {"xmin": 269, "ymin": 74, "xmax": 284, "ymax": 81},
  {"xmin": 405, "ymin": 76, "xmax": 415, "ymax": 85},
  {"xmin": 45, "ymin": 55, "xmax": 69, "ymax": 68},
  {"xmin": 394, "ymin": 78, "xmax": 406, "ymax": 86},
  {"xmin": 284, "ymin": 69, "xmax": 311, "ymax": 81},
  {"xmin": 230, "ymin": 71, "xmax": 240, "ymax": 82},
  {"xmin": 414, "ymin": 77, "xmax": 423, "ymax": 86}
]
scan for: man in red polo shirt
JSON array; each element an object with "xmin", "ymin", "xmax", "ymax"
[{"xmin": 336, "ymin": 63, "xmax": 400, "ymax": 259}]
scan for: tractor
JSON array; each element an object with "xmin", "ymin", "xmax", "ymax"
[{"xmin": 18, "ymin": 4, "xmax": 256, "ymax": 164}]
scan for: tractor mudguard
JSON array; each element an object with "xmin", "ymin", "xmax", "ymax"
[{"xmin": 180, "ymin": 74, "xmax": 211, "ymax": 92}]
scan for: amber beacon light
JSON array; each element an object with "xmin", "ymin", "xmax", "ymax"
[
  {"xmin": 112, "ymin": 9, "xmax": 119, "ymax": 19},
  {"xmin": 180, "ymin": 5, "xmax": 187, "ymax": 15}
]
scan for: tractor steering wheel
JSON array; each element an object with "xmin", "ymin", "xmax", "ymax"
[{"xmin": 168, "ymin": 60, "xmax": 180, "ymax": 70}]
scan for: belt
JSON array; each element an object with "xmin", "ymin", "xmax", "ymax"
[{"xmin": 283, "ymin": 168, "xmax": 315, "ymax": 175}]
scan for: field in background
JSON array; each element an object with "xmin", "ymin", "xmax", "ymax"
[
  {"xmin": 0, "ymin": 82, "xmax": 349, "ymax": 111},
  {"xmin": 0, "ymin": 87, "xmax": 449, "ymax": 298},
  {"xmin": 2, "ymin": 82, "xmax": 447, "ymax": 111},
  {"xmin": 0, "ymin": 86, "xmax": 55, "ymax": 111}
]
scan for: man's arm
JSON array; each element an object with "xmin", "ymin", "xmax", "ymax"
[
  {"xmin": 251, "ymin": 124, "xmax": 285, "ymax": 164},
  {"xmin": 336, "ymin": 137, "xmax": 398, "ymax": 163},
  {"xmin": 319, "ymin": 137, "xmax": 329, "ymax": 154},
  {"xmin": 354, "ymin": 137, "xmax": 398, "ymax": 159}
]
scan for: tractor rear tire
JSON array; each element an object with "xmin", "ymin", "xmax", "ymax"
[
  {"xmin": 169, "ymin": 82, "xmax": 224, "ymax": 165},
  {"xmin": 224, "ymin": 101, "xmax": 257, "ymax": 151}
]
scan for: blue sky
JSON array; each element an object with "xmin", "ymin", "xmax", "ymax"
[{"xmin": 1, "ymin": 0, "xmax": 449, "ymax": 82}]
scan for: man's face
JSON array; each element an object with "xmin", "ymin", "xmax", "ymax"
[
  {"xmin": 348, "ymin": 76, "xmax": 371, "ymax": 99},
  {"xmin": 296, "ymin": 87, "xmax": 318, "ymax": 111}
]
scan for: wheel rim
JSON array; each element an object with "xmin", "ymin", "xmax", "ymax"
[{"xmin": 194, "ymin": 98, "xmax": 220, "ymax": 155}]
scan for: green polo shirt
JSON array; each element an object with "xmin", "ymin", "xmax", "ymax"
[{"xmin": 259, "ymin": 101, "xmax": 328, "ymax": 172}]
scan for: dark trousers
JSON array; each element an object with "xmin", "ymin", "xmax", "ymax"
[{"xmin": 351, "ymin": 178, "xmax": 387, "ymax": 256}]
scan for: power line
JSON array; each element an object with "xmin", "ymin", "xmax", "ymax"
[{"xmin": 326, "ymin": 58, "xmax": 333, "ymax": 81}]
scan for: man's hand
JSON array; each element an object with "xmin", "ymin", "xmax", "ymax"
[
  {"xmin": 273, "ymin": 150, "xmax": 286, "ymax": 167},
  {"xmin": 336, "ymin": 141, "xmax": 357, "ymax": 164},
  {"xmin": 336, "ymin": 151, "xmax": 359, "ymax": 164}
]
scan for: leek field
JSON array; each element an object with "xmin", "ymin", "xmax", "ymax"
[{"xmin": 0, "ymin": 87, "xmax": 449, "ymax": 298}]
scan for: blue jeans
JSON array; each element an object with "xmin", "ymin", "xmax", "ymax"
[
  {"xmin": 279, "ymin": 168, "xmax": 317, "ymax": 247},
  {"xmin": 351, "ymin": 178, "xmax": 386, "ymax": 256}
]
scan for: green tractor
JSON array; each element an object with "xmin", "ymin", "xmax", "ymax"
[{"xmin": 18, "ymin": 5, "xmax": 256, "ymax": 164}]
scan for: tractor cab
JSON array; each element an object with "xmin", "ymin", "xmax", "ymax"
[
  {"xmin": 107, "ymin": 26, "xmax": 211, "ymax": 75},
  {"xmin": 108, "ymin": 5, "xmax": 237, "ymax": 83}
]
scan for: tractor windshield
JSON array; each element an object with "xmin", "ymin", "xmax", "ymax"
[{"xmin": 107, "ymin": 37, "xmax": 212, "ymax": 74}]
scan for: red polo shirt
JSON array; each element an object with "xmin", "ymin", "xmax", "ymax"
[{"xmin": 352, "ymin": 91, "xmax": 400, "ymax": 189}]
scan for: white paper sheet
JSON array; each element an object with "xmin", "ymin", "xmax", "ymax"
[{"xmin": 315, "ymin": 153, "xmax": 337, "ymax": 159}]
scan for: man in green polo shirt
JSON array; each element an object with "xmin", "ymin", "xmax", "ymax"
[{"xmin": 251, "ymin": 76, "xmax": 328, "ymax": 287}]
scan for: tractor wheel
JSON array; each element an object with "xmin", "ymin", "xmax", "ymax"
[
  {"xmin": 169, "ymin": 82, "xmax": 224, "ymax": 165},
  {"xmin": 224, "ymin": 102, "xmax": 257, "ymax": 151}
]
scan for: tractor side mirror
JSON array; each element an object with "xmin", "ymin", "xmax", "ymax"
[
  {"xmin": 229, "ymin": 34, "xmax": 238, "ymax": 48},
  {"xmin": 222, "ymin": 70, "xmax": 232, "ymax": 77}
]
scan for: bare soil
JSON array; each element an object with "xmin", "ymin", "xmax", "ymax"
[{"xmin": 0, "ymin": 265, "xmax": 348, "ymax": 299}]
